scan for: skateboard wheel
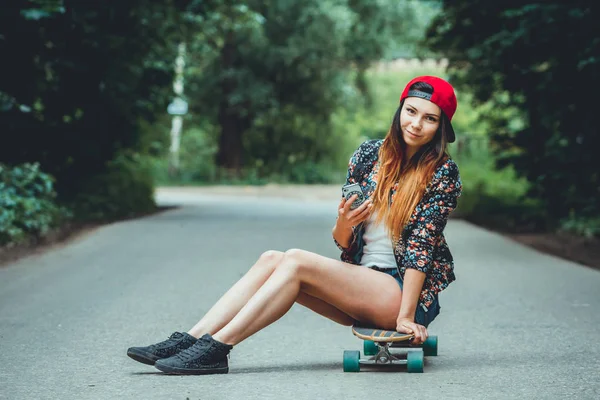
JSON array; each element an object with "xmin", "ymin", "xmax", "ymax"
[
  {"xmin": 423, "ymin": 335, "xmax": 438, "ymax": 356},
  {"xmin": 406, "ymin": 350, "xmax": 424, "ymax": 373},
  {"xmin": 363, "ymin": 340, "xmax": 378, "ymax": 356},
  {"xmin": 343, "ymin": 350, "xmax": 360, "ymax": 372}
]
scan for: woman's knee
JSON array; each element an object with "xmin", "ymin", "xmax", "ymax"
[
  {"xmin": 279, "ymin": 249, "xmax": 308, "ymax": 275},
  {"xmin": 254, "ymin": 250, "xmax": 284, "ymax": 272},
  {"xmin": 260, "ymin": 250, "xmax": 284, "ymax": 262},
  {"xmin": 284, "ymin": 248, "xmax": 308, "ymax": 260},
  {"xmin": 259, "ymin": 248, "xmax": 310, "ymax": 279}
]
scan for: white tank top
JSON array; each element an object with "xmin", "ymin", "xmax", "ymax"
[{"xmin": 360, "ymin": 211, "xmax": 396, "ymax": 269}]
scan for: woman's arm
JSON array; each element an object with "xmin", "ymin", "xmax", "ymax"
[
  {"xmin": 396, "ymin": 268, "xmax": 426, "ymax": 321},
  {"xmin": 395, "ymin": 268, "xmax": 428, "ymax": 344},
  {"xmin": 332, "ymin": 219, "xmax": 354, "ymax": 249},
  {"xmin": 333, "ymin": 195, "xmax": 372, "ymax": 249},
  {"xmin": 332, "ymin": 141, "xmax": 369, "ymax": 258}
]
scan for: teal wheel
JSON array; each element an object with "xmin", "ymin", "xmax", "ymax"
[
  {"xmin": 423, "ymin": 335, "xmax": 438, "ymax": 356},
  {"xmin": 343, "ymin": 350, "xmax": 361, "ymax": 372},
  {"xmin": 363, "ymin": 340, "xmax": 378, "ymax": 356},
  {"xmin": 406, "ymin": 350, "xmax": 424, "ymax": 373}
]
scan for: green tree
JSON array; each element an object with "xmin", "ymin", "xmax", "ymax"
[
  {"xmin": 181, "ymin": 0, "xmax": 355, "ymax": 176},
  {"xmin": 426, "ymin": 1, "xmax": 600, "ymax": 225},
  {"xmin": 1, "ymin": 0, "xmax": 189, "ymax": 218},
  {"xmin": 345, "ymin": 0, "xmax": 434, "ymax": 107},
  {"xmin": 180, "ymin": 0, "xmax": 430, "ymax": 178}
]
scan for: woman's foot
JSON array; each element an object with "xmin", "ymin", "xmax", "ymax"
[
  {"xmin": 154, "ymin": 334, "xmax": 233, "ymax": 375},
  {"xmin": 127, "ymin": 332, "xmax": 197, "ymax": 365}
]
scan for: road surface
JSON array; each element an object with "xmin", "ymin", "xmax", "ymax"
[{"xmin": 1, "ymin": 187, "xmax": 598, "ymax": 399}]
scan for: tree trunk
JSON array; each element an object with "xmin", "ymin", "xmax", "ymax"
[
  {"xmin": 215, "ymin": 33, "xmax": 245, "ymax": 177},
  {"xmin": 216, "ymin": 103, "xmax": 244, "ymax": 175},
  {"xmin": 355, "ymin": 63, "xmax": 373, "ymax": 109}
]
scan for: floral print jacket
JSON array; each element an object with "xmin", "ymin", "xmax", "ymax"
[{"xmin": 334, "ymin": 139, "xmax": 462, "ymax": 311}]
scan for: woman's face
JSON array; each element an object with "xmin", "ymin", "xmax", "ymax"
[{"xmin": 399, "ymin": 97, "xmax": 441, "ymax": 153}]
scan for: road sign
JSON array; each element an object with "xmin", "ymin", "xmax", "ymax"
[{"xmin": 167, "ymin": 98, "xmax": 188, "ymax": 115}]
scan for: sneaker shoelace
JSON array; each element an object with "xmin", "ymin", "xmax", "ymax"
[
  {"xmin": 175, "ymin": 336, "xmax": 213, "ymax": 362},
  {"xmin": 148, "ymin": 332, "xmax": 185, "ymax": 350}
]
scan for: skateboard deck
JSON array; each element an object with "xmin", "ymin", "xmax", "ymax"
[
  {"xmin": 343, "ymin": 324, "xmax": 438, "ymax": 373},
  {"xmin": 351, "ymin": 325, "xmax": 413, "ymax": 342}
]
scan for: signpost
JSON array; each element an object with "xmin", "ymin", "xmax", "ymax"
[{"xmin": 168, "ymin": 43, "xmax": 187, "ymax": 176}]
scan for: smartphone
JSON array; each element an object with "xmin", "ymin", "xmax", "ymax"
[{"xmin": 342, "ymin": 183, "xmax": 366, "ymax": 210}]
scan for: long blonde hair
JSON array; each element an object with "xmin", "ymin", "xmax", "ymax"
[{"xmin": 371, "ymin": 96, "xmax": 452, "ymax": 241}]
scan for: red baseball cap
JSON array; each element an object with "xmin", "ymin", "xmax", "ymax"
[{"xmin": 399, "ymin": 76, "xmax": 457, "ymax": 142}]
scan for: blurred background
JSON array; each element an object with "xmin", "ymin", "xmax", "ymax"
[{"xmin": 1, "ymin": 1, "xmax": 598, "ymax": 264}]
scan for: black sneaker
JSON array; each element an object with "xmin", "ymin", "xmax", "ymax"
[
  {"xmin": 127, "ymin": 332, "xmax": 197, "ymax": 365},
  {"xmin": 154, "ymin": 333, "xmax": 233, "ymax": 375}
]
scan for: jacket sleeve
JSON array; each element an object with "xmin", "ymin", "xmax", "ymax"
[
  {"xmin": 334, "ymin": 228, "xmax": 360, "ymax": 264},
  {"xmin": 402, "ymin": 160, "xmax": 462, "ymax": 274},
  {"xmin": 333, "ymin": 144, "xmax": 362, "ymax": 263}
]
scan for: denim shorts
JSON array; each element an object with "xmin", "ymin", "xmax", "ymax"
[{"xmin": 369, "ymin": 266, "xmax": 440, "ymax": 327}]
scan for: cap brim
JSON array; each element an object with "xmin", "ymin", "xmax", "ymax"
[{"xmin": 447, "ymin": 122, "xmax": 456, "ymax": 143}]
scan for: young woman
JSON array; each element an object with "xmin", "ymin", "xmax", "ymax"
[{"xmin": 127, "ymin": 75, "xmax": 462, "ymax": 375}]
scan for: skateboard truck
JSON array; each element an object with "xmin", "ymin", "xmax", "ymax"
[
  {"xmin": 344, "ymin": 343, "xmax": 425, "ymax": 373},
  {"xmin": 375, "ymin": 343, "xmax": 392, "ymax": 363},
  {"xmin": 344, "ymin": 324, "xmax": 438, "ymax": 373}
]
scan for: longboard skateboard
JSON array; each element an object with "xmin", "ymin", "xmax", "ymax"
[{"xmin": 343, "ymin": 324, "xmax": 438, "ymax": 373}]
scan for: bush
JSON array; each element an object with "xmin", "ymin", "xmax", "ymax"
[
  {"xmin": 0, "ymin": 163, "xmax": 70, "ymax": 245},
  {"xmin": 151, "ymin": 125, "xmax": 220, "ymax": 186},
  {"xmin": 560, "ymin": 214, "xmax": 600, "ymax": 239},
  {"xmin": 454, "ymin": 158, "xmax": 548, "ymax": 233},
  {"xmin": 287, "ymin": 162, "xmax": 342, "ymax": 184},
  {"xmin": 70, "ymin": 151, "xmax": 156, "ymax": 221}
]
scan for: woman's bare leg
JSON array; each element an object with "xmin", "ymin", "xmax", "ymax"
[
  {"xmin": 295, "ymin": 292, "xmax": 356, "ymax": 326},
  {"xmin": 187, "ymin": 250, "xmax": 284, "ymax": 338},
  {"xmin": 212, "ymin": 249, "xmax": 403, "ymax": 345},
  {"xmin": 189, "ymin": 250, "xmax": 358, "ymax": 338}
]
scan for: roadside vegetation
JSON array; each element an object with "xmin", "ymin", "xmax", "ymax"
[{"xmin": 1, "ymin": 1, "xmax": 598, "ymax": 258}]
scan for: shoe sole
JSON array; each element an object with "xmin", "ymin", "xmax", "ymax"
[
  {"xmin": 154, "ymin": 362, "xmax": 229, "ymax": 375},
  {"xmin": 127, "ymin": 348, "xmax": 159, "ymax": 366}
]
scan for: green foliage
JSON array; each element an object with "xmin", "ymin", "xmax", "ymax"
[
  {"xmin": 286, "ymin": 162, "xmax": 339, "ymax": 184},
  {"xmin": 0, "ymin": 163, "xmax": 70, "ymax": 245},
  {"xmin": 20, "ymin": 0, "xmax": 65, "ymax": 20},
  {"xmin": 426, "ymin": 1, "xmax": 600, "ymax": 226},
  {"xmin": 156, "ymin": 124, "xmax": 220, "ymax": 185},
  {"xmin": 345, "ymin": 0, "xmax": 420, "ymax": 64},
  {"xmin": 0, "ymin": 0, "xmax": 185, "ymax": 200},
  {"xmin": 172, "ymin": 0, "xmax": 433, "ymax": 178},
  {"xmin": 560, "ymin": 214, "xmax": 600, "ymax": 239},
  {"xmin": 69, "ymin": 152, "xmax": 156, "ymax": 222},
  {"xmin": 0, "ymin": 1, "xmax": 194, "ymax": 238},
  {"xmin": 183, "ymin": 0, "xmax": 358, "ymax": 173},
  {"xmin": 155, "ymin": 120, "xmax": 345, "ymax": 185},
  {"xmin": 454, "ymin": 158, "xmax": 547, "ymax": 233},
  {"xmin": 7, "ymin": 1, "xmax": 498, "ymax": 243}
]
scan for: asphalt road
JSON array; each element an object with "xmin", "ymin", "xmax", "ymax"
[{"xmin": 1, "ymin": 188, "xmax": 599, "ymax": 400}]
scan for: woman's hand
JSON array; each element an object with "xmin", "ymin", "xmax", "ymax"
[
  {"xmin": 336, "ymin": 195, "xmax": 372, "ymax": 230},
  {"xmin": 396, "ymin": 317, "xmax": 428, "ymax": 344}
]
